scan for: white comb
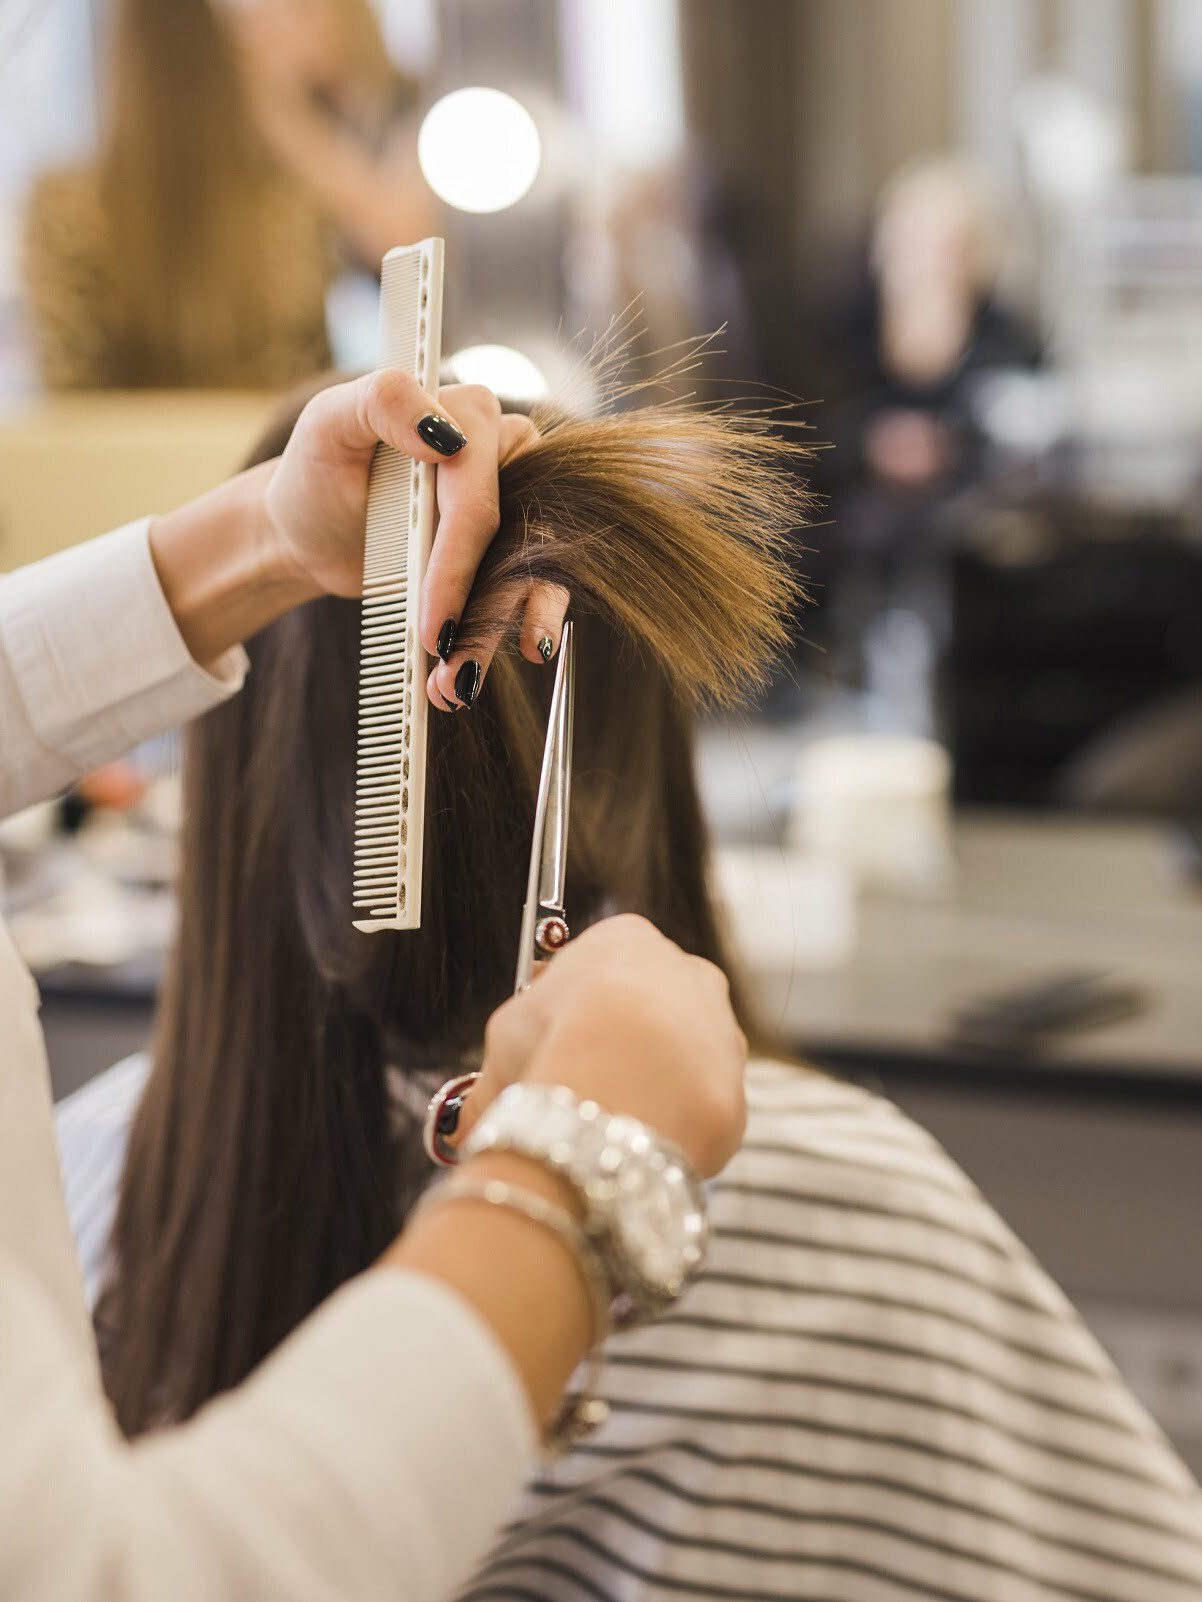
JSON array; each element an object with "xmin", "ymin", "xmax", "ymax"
[{"xmin": 353, "ymin": 237, "xmax": 445, "ymax": 932}]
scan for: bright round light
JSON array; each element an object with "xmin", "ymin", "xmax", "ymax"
[
  {"xmin": 449, "ymin": 344, "xmax": 549, "ymax": 402},
  {"xmin": 418, "ymin": 88, "xmax": 541, "ymax": 214}
]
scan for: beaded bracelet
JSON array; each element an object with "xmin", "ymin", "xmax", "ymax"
[{"xmin": 413, "ymin": 1174, "xmax": 612, "ymax": 1454}]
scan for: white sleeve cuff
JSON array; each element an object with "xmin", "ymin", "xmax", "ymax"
[{"xmin": 1, "ymin": 518, "xmax": 247, "ymax": 776}]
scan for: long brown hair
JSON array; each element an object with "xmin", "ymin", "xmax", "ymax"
[
  {"xmin": 98, "ymin": 387, "xmax": 812, "ymax": 1435},
  {"xmin": 97, "ymin": 0, "xmax": 272, "ymax": 384}
]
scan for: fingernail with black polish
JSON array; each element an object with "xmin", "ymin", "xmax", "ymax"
[
  {"xmin": 436, "ymin": 1093, "xmax": 466, "ymax": 1138},
  {"xmin": 537, "ymin": 634, "xmax": 553, "ymax": 663},
  {"xmin": 417, "ymin": 413, "xmax": 467, "ymax": 456},
  {"xmin": 437, "ymin": 618, "xmax": 457, "ymax": 662},
  {"xmin": 454, "ymin": 658, "xmax": 482, "ymax": 708}
]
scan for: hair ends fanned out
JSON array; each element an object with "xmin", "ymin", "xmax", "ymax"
[{"xmin": 461, "ymin": 403, "xmax": 813, "ymax": 707}]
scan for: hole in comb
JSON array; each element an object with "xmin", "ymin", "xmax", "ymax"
[
  {"xmin": 403, "ymin": 756, "xmax": 410, "ymax": 780},
  {"xmin": 399, "ymin": 884, "xmax": 406, "ymax": 911},
  {"xmin": 400, "ymin": 818, "xmax": 407, "ymax": 845},
  {"xmin": 402, "ymin": 786, "xmax": 409, "ymax": 811}
]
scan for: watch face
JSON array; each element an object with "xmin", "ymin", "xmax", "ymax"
[{"xmin": 611, "ymin": 1155, "xmax": 707, "ymax": 1298}]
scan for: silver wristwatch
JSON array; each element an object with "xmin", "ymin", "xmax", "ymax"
[{"xmin": 462, "ymin": 1083, "xmax": 709, "ymax": 1325}]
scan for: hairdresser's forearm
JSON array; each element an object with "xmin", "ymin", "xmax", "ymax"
[
  {"xmin": 386, "ymin": 1151, "xmax": 594, "ymax": 1432},
  {"xmin": 271, "ymin": 107, "xmax": 434, "ymax": 267},
  {"xmin": 149, "ymin": 461, "xmax": 320, "ymax": 665}
]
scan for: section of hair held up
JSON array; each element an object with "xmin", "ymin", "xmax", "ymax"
[{"xmin": 457, "ymin": 341, "xmax": 817, "ymax": 706}]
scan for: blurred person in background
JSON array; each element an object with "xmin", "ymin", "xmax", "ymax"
[
  {"xmin": 815, "ymin": 156, "xmax": 1039, "ymax": 685},
  {"xmin": 22, "ymin": 0, "xmax": 433, "ymax": 390}
]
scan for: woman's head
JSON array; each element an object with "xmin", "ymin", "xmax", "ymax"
[
  {"xmin": 98, "ymin": 382, "xmax": 811, "ymax": 1434},
  {"xmin": 873, "ymin": 154, "xmax": 998, "ymax": 301}
]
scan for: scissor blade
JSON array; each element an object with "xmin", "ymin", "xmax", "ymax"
[
  {"xmin": 538, "ymin": 628, "xmax": 575, "ymax": 911},
  {"xmin": 514, "ymin": 622, "xmax": 574, "ymax": 992}
]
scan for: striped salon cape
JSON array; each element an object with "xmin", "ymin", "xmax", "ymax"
[{"xmin": 58, "ymin": 1057, "xmax": 1202, "ymax": 1602}]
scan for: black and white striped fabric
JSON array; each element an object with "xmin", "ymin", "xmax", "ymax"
[{"xmin": 58, "ymin": 1058, "xmax": 1202, "ymax": 1601}]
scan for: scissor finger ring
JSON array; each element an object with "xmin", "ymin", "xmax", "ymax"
[{"xmin": 423, "ymin": 1071, "xmax": 481, "ymax": 1167}]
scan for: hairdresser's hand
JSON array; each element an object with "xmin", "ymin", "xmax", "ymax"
[
  {"xmin": 389, "ymin": 918, "xmax": 743, "ymax": 1436},
  {"xmin": 231, "ymin": 0, "xmax": 336, "ymax": 104},
  {"xmin": 262, "ymin": 371, "xmax": 568, "ymax": 709},
  {"xmin": 461, "ymin": 916, "xmax": 748, "ymax": 1178}
]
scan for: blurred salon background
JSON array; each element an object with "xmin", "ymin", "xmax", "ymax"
[{"xmin": 2, "ymin": 0, "xmax": 1201, "ymax": 1472}]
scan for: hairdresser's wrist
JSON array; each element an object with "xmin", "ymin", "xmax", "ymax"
[
  {"xmin": 456, "ymin": 1151, "xmax": 587, "ymax": 1220},
  {"xmin": 384, "ymin": 1152, "xmax": 594, "ymax": 1431},
  {"xmin": 253, "ymin": 460, "xmax": 332, "ymax": 604},
  {"xmin": 150, "ymin": 460, "xmax": 320, "ymax": 665}
]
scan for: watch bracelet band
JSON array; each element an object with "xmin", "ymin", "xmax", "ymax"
[
  {"xmin": 461, "ymin": 1083, "xmax": 709, "ymax": 1324},
  {"xmin": 412, "ymin": 1173, "xmax": 612, "ymax": 1456}
]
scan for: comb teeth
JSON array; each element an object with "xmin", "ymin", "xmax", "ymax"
[{"xmin": 352, "ymin": 238, "xmax": 444, "ymax": 932}]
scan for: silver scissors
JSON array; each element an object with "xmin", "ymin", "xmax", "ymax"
[
  {"xmin": 424, "ymin": 622, "xmax": 577, "ymax": 1166},
  {"xmin": 515, "ymin": 620, "xmax": 576, "ymax": 992}
]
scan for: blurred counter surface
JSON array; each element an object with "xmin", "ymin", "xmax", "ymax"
[
  {"xmin": 0, "ymin": 391, "xmax": 279, "ymax": 568},
  {"xmin": 700, "ymin": 724, "xmax": 1202, "ymax": 1094},
  {"xmin": 752, "ymin": 809, "xmax": 1202, "ymax": 1089}
]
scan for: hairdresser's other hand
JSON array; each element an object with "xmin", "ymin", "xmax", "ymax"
[
  {"xmin": 863, "ymin": 408, "xmax": 952, "ymax": 490},
  {"xmin": 262, "ymin": 371, "xmax": 567, "ymax": 710},
  {"xmin": 229, "ymin": 0, "xmax": 340, "ymax": 106},
  {"xmin": 462, "ymin": 915, "xmax": 748, "ymax": 1178}
]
